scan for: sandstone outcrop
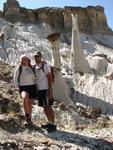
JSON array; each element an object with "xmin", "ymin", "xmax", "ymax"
[
  {"xmin": 3, "ymin": 0, "xmax": 36, "ymax": 23},
  {"xmin": 20, "ymin": 7, "xmax": 36, "ymax": 22},
  {"xmin": 64, "ymin": 6, "xmax": 112, "ymax": 34},
  {"xmin": 33, "ymin": 7, "xmax": 64, "ymax": 30},
  {"xmin": 4, "ymin": 0, "xmax": 24, "ymax": 23},
  {"xmin": 2, "ymin": 0, "xmax": 113, "ymax": 34},
  {"xmin": 3, "ymin": 0, "xmax": 20, "ymax": 14},
  {"xmin": 0, "ymin": 11, "xmax": 4, "ymax": 18}
]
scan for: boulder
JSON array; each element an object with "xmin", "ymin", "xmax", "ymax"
[
  {"xmin": 53, "ymin": 71, "xmax": 74, "ymax": 106},
  {"xmin": 88, "ymin": 56, "xmax": 108, "ymax": 75}
]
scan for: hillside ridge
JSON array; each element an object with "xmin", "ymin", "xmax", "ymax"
[{"xmin": 0, "ymin": 0, "xmax": 112, "ymax": 34}]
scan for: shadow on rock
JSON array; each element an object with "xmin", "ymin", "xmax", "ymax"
[
  {"xmin": 0, "ymin": 98, "xmax": 20, "ymax": 114},
  {"xmin": 47, "ymin": 129, "xmax": 113, "ymax": 149},
  {"xmin": 75, "ymin": 91, "xmax": 113, "ymax": 115},
  {"xmin": 0, "ymin": 117, "xmax": 24, "ymax": 134}
]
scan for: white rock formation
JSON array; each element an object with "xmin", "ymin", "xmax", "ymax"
[
  {"xmin": 47, "ymin": 32, "xmax": 74, "ymax": 105},
  {"xmin": 88, "ymin": 56, "xmax": 108, "ymax": 75},
  {"xmin": 70, "ymin": 14, "xmax": 91, "ymax": 74},
  {"xmin": 47, "ymin": 32, "xmax": 61, "ymax": 69},
  {"xmin": 75, "ymin": 74, "xmax": 113, "ymax": 114},
  {"xmin": 53, "ymin": 70, "xmax": 74, "ymax": 105}
]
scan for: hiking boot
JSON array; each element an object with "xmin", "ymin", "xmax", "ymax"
[
  {"xmin": 26, "ymin": 117, "xmax": 31, "ymax": 122},
  {"xmin": 47, "ymin": 124, "xmax": 57, "ymax": 132},
  {"xmin": 41, "ymin": 123, "xmax": 57, "ymax": 132},
  {"xmin": 41, "ymin": 122, "xmax": 51, "ymax": 129},
  {"xmin": 41, "ymin": 123, "xmax": 56, "ymax": 130},
  {"xmin": 24, "ymin": 117, "xmax": 33, "ymax": 126}
]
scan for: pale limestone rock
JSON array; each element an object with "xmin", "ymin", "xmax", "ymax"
[
  {"xmin": 53, "ymin": 71, "xmax": 74, "ymax": 106},
  {"xmin": 75, "ymin": 75, "xmax": 113, "ymax": 114},
  {"xmin": 47, "ymin": 32, "xmax": 74, "ymax": 105},
  {"xmin": 88, "ymin": 56, "xmax": 108, "ymax": 75},
  {"xmin": 47, "ymin": 32, "xmax": 61, "ymax": 69},
  {"xmin": 70, "ymin": 14, "xmax": 91, "ymax": 74}
]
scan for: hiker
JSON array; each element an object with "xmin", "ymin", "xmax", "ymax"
[
  {"xmin": 14, "ymin": 54, "xmax": 37, "ymax": 124},
  {"xmin": 34, "ymin": 51, "xmax": 56, "ymax": 131}
]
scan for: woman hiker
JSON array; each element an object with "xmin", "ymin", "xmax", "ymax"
[{"xmin": 14, "ymin": 54, "xmax": 37, "ymax": 125}]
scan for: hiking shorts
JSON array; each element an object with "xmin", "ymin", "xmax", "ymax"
[
  {"xmin": 19, "ymin": 84, "xmax": 38, "ymax": 99},
  {"xmin": 38, "ymin": 89, "xmax": 54, "ymax": 107}
]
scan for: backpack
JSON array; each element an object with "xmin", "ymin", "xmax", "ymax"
[{"xmin": 34, "ymin": 61, "xmax": 55, "ymax": 82}]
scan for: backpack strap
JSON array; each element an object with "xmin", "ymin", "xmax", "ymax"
[
  {"xmin": 34, "ymin": 61, "xmax": 55, "ymax": 81},
  {"xmin": 17, "ymin": 65, "xmax": 22, "ymax": 84},
  {"xmin": 34, "ymin": 61, "xmax": 47, "ymax": 72},
  {"xmin": 41, "ymin": 61, "xmax": 47, "ymax": 72},
  {"xmin": 32, "ymin": 65, "xmax": 37, "ymax": 78}
]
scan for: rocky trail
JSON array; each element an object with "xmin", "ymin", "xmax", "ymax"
[{"xmin": 0, "ymin": 114, "xmax": 113, "ymax": 150}]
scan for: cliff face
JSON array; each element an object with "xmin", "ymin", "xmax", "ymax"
[
  {"xmin": 2, "ymin": 0, "xmax": 113, "ymax": 34},
  {"xmin": 64, "ymin": 6, "xmax": 112, "ymax": 34},
  {"xmin": 33, "ymin": 7, "xmax": 64, "ymax": 30},
  {"xmin": 3, "ymin": 0, "xmax": 20, "ymax": 14},
  {"xmin": 0, "ymin": 11, "xmax": 3, "ymax": 18}
]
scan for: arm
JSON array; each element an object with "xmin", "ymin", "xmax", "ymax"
[
  {"xmin": 44, "ymin": 63, "xmax": 53, "ymax": 100},
  {"xmin": 47, "ymin": 72, "xmax": 53, "ymax": 92},
  {"xmin": 13, "ymin": 66, "xmax": 20, "ymax": 90},
  {"xmin": 47, "ymin": 72, "xmax": 53, "ymax": 100}
]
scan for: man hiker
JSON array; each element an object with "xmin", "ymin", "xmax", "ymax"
[{"xmin": 34, "ymin": 51, "xmax": 56, "ymax": 131}]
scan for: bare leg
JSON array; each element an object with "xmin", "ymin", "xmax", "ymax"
[
  {"xmin": 28, "ymin": 99, "xmax": 33, "ymax": 118},
  {"xmin": 44, "ymin": 106, "xmax": 55, "ymax": 123},
  {"xmin": 21, "ymin": 91, "xmax": 32, "ymax": 119}
]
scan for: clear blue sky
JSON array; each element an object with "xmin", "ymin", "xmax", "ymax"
[{"xmin": 0, "ymin": 0, "xmax": 113, "ymax": 30}]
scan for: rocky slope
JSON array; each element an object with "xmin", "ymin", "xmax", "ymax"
[
  {"xmin": 0, "ymin": 61, "xmax": 113, "ymax": 149},
  {"xmin": 0, "ymin": 61, "xmax": 20, "ymax": 114},
  {"xmin": 0, "ymin": 15, "xmax": 113, "ymax": 115}
]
